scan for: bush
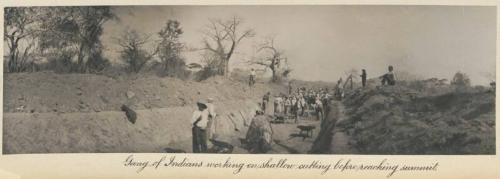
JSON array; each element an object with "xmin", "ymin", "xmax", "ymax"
[
  {"xmin": 151, "ymin": 60, "xmax": 191, "ymax": 79},
  {"xmin": 194, "ymin": 66, "xmax": 220, "ymax": 81},
  {"xmin": 85, "ymin": 48, "xmax": 110, "ymax": 73},
  {"xmin": 43, "ymin": 50, "xmax": 78, "ymax": 73},
  {"xmin": 451, "ymin": 72, "xmax": 472, "ymax": 93},
  {"xmin": 451, "ymin": 71, "xmax": 471, "ymax": 87}
]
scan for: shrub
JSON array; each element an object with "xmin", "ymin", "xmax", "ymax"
[{"xmin": 451, "ymin": 71, "xmax": 471, "ymax": 87}]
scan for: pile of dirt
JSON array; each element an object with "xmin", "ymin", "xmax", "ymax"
[
  {"xmin": 337, "ymin": 83, "xmax": 495, "ymax": 154},
  {"xmin": 4, "ymin": 72, "xmax": 286, "ymax": 113}
]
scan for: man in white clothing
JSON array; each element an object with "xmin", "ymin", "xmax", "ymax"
[{"xmin": 191, "ymin": 100, "xmax": 209, "ymax": 153}]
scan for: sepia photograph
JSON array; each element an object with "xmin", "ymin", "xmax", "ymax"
[{"xmin": 2, "ymin": 5, "xmax": 496, "ymax": 155}]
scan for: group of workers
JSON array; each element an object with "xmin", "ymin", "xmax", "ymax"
[
  {"xmin": 190, "ymin": 65, "xmax": 397, "ymax": 153},
  {"xmin": 262, "ymin": 87, "xmax": 332, "ymax": 123}
]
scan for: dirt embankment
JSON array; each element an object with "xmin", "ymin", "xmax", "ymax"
[
  {"xmin": 4, "ymin": 72, "xmax": 286, "ymax": 113},
  {"xmin": 3, "ymin": 72, "xmax": 287, "ymax": 154},
  {"xmin": 337, "ymin": 84, "xmax": 495, "ymax": 154},
  {"xmin": 3, "ymin": 100, "xmax": 262, "ymax": 154}
]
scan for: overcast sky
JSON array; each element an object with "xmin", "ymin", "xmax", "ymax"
[{"xmin": 101, "ymin": 5, "xmax": 496, "ymax": 85}]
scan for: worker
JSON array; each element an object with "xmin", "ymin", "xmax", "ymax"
[
  {"xmin": 361, "ymin": 69, "xmax": 367, "ymax": 87},
  {"xmin": 249, "ymin": 68, "xmax": 256, "ymax": 86},
  {"xmin": 191, "ymin": 100, "xmax": 209, "ymax": 153}
]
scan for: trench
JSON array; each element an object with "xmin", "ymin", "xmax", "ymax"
[
  {"xmin": 309, "ymin": 100, "xmax": 356, "ymax": 154},
  {"xmin": 3, "ymin": 99, "xmax": 261, "ymax": 154},
  {"xmin": 4, "ymin": 98, "xmax": 357, "ymax": 154}
]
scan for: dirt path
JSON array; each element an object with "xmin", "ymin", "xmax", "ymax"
[
  {"xmin": 177, "ymin": 101, "xmax": 353, "ymax": 154},
  {"xmin": 269, "ymin": 115, "xmax": 321, "ymax": 154}
]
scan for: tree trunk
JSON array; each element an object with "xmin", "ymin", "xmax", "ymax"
[
  {"xmin": 77, "ymin": 43, "xmax": 86, "ymax": 73},
  {"xmin": 8, "ymin": 50, "xmax": 15, "ymax": 73},
  {"xmin": 224, "ymin": 42, "xmax": 236, "ymax": 78},
  {"xmin": 272, "ymin": 69, "xmax": 276, "ymax": 82},
  {"xmin": 224, "ymin": 59, "xmax": 230, "ymax": 77},
  {"xmin": 164, "ymin": 59, "xmax": 169, "ymax": 75},
  {"xmin": 9, "ymin": 42, "xmax": 18, "ymax": 73},
  {"xmin": 270, "ymin": 58, "xmax": 276, "ymax": 82}
]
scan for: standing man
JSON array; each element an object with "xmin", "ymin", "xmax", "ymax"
[
  {"xmin": 315, "ymin": 96, "xmax": 324, "ymax": 122},
  {"xmin": 262, "ymin": 92, "xmax": 270, "ymax": 114},
  {"xmin": 290, "ymin": 96, "xmax": 299, "ymax": 123},
  {"xmin": 361, "ymin": 69, "xmax": 367, "ymax": 88},
  {"xmin": 206, "ymin": 98, "xmax": 217, "ymax": 146},
  {"xmin": 335, "ymin": 78, "xmax": 344, "ymax": 100},
  {"xmin": 191, "ymin": 100, "xmax": 209, "ymax": 153},
  {"xmin": 249, "ymin": 68, "xmax": 256, "ymax": 86},
  {"xmin": 275, "ymin": 94, "xmax": 284, "ymax": 115},
  {"xmin": 298, "ymin": 94, "xmax": 307, "ymax": 117},
  {"xmin": 284, "ymin": 96, "xmax": 291, "ymax": 116}
]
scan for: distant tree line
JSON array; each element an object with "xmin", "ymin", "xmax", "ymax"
[
  {"xmin": 4, "ymin": 7, "xmax": 291, "ymax": 82},
  {"xmin": 4, "ymin": 7, "xmax": 114, "ymax": 73}
]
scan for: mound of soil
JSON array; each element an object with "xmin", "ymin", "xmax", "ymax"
[
  {"xmin": 4, "ymin": 72, "xmax": 286, "ymax": 113},
  {"xmin": 338, "ymin": 83, "xmax": 495, "ymax": 154}
]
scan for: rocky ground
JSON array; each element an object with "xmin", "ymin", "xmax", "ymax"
[{"xmin": 336, "ymin": 83, "xmax": 495, "ymax": 154}]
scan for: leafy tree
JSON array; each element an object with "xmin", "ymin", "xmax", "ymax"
[
  {"xmin": 38, "ymin": 6, "xmax": 115, "ymax": 73},
  {"xmin": 156, "ymin": 20, "xmax": 186, "ymax": 77},
  {"xmin": 202, "ymin": 16, "xmax": 255, "ymax": 77},
  {"xmin": 4, "ymin": 7, "xmax": 39, "ymax": 72}
]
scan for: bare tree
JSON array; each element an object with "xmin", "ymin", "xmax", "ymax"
[
  {"xmin": 116, "ymin": 30, "xmax": 157, "ymax": 73},
  {"xmin": 248, "ymin": 36, "xmax": 287, "ymax": 82},
  {"xmin": 202, "ymin": 16, "xmax": 255, "ymax": 77}
]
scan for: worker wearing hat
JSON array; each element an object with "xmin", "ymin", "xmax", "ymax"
[{"xmin": 191, "ymin": 99, "xmax": 209, "ymax": 153}]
